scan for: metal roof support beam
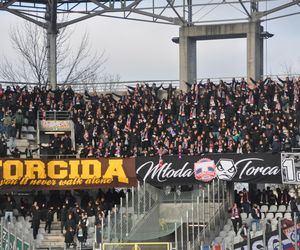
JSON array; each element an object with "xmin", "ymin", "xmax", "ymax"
[
  {"xmin": 2, "ymin": 0, "xmax": 17, "ymax": 8},
  {"xmin": 131, "ymin": 9, "xmax": 175, "ymax": 23},
  {"xmin": 58, "ymin": 10, "xmax": 106, "ymax": 28},
  {"xmin": 239, "ymin": 0, "xmax": 251, "ymax": 18},
  {"xmin": 153, "ymin": 0, "xmax": 172, "ymax": 22},
  {"xmin": 166, "ymin": 0, "xmax": 185, "ymax": 25},
  {"xmin": 5, "ymin": 8, "xmax": 46, "ymax": 28},
  {"xmin": 47, "ymin": 0, "xmax": 58, "ymax": 89},
  {"xmin": 125, "ymin": 0, "xmax": 143, "ymax": 18},
  {"xmin": 89, "ymin": 0, "xmax": 110, "ymax": 10},
  {"xmin": 260, "ymin": 0, "xmax": 300, "ymax": 17}
]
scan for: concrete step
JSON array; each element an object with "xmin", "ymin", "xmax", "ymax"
[{"xmin": 15, "ymin": 138, "xmax": 30, "ymax": 147}]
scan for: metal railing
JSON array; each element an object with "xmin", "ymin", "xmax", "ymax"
[
  {"xmin": 99, "ymin": 181, "xmax": 160, "ymax": 243},
  {"xmin": 169, "ymin": 179, "xmax": 228, "ymax": 250},
  {"xmin": 39, "ymin": 154, "xmax": 78, "ymax": 159},
  {"xmin": 38, "ymin": 111, "xmax": 71, "ymax": 120},
  {"xmin": 1, "ymin": 73, "xmax": 299, "ymax": 93},
  {"xmin": 94, "ymin": 179, "xmax": 229, "ymax": 250},
  {"xmin": 0, "ymin": 218, "xmax": 33, "ymax": 250}
]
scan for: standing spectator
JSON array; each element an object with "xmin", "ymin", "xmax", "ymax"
[
  {"xmin": 61, "ymin": 133, "xmax": 72, "ymax": 155},
  {"xmin": 7, "ymin": 122, "xmax": 16, "ymax": 152},
  {"xmin": 95, "ymin": 222, "xmax": 102, "ymax": 248},
  {"xmin": 2, "ymin": 111, "xmax": 12, "ymax": 138},
  {"xmin": 65, "ymin": 213, "xmax": 76, "ymax": 232},
  {"xmin": 50, "ymin": 134, "xmax": 61, "ymax": 156},
  {"xmin": 65, "ymin": 227, "xmax": 75, "ymax": 248},
  {"xmin": 86, "ymin": 201, "xmax": 95, "ymax": 217},
  {"xmin": 45, "ymin": 207, "xmax": 54, "ymax": 234},
  {"xmin": 4, "ymin": 196, "xmax": 15, "ymax": 223},
  {"xmin": 290, "ymin": 197, "xmax": 300, "ymax": 222},
  {"xmin": 27, "ymin": 103, "xmax": 35, "ymax": 127},
  {"xmin": 281, "ymin": 189, "xmax": 290, "ymax": 205},
  {"xmin": 240, "ymin": 188, "xmax": 250, "ymax": 214},
  {"xmin": 15, "ymin": 109, "xmax": 24, "ymax": 139},
  {"xmin": 79, "ymin": 212, "xmax": 89, "ymax": 244},
  {"xmin": 230, "ymin": 203, "xmax": 242, "ymax": 235},
  {"xmin": 77, "ymin": 224, "xmax": 85, "ymax": 247},
  {"xmin": 250, "ymin": 204, "xmax": 261, "ymax": 231},
  {"xmin": 60, "ymin": 204, "xmax": 68, "ymax": 233},
  {"xmin": 31, "ymin": 202, "xmax": 41, "ymax": 240},
  {"xmin": 272, "ymin": 135, "xmax": 281, "ymax": 154},
  {"xmin": 0, "ymin": 135, "xmax": 7, "ymax": 157}
]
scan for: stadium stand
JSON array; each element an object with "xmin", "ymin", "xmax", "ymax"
[
  {"xmin": 1, "ymin": 76, "xmax": 300, "ymax": 249},
  {"xmin": 214, "ymin": 186, "xmax": 296, "ymax": 249},
  {"xmin": 1, "ymin": 76, "xmax": 300, "ymax": 159}
]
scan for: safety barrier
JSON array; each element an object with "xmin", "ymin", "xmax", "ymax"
[
  {"xmin": 0, "ymin": 221, "xmax": 31, "ymax": 250},
  {"xmin": 102, "ymin": 242, "xmax": 171, "ymax": 250}
]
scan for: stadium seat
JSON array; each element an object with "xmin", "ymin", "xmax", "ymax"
[
  {"xmin": 88, "ymin": 216, "xmax": 95, "ymax": 225},
  {"xmin": 22, "ymin": 126, "xmax": 28, "ymax": 132},
  {"xmin": 27, "ymin": 126, "xmax": 36, "ymax": 132},
  {"xmin": 284, "ymin": 212, "xmax": 292, "ymax": 220},
  {"xmin": 88, "ymin": 227, "xmax": 95, "ymax": 235},
  {"xmin": 227, "ymin": 230, "xmax": 236, "ymax": 238},
  {"xmin": 234, "ymin": 236, "xmax": 241, "ymax": 244},
  {"xmin": 27, "ymin": 134, "xmax": 35, "ymax": 140},
  {"xmin": 203, "ymin": 245, "xmax": 210, "ymax": 250},
  {"xmin": 225, "ymin": 238, "xmax": 233, "ymax": 249},
  {"xmin": 23, "ymin": 118, "xmax": 28, "ymax": 125},
  {"xmin": 275, "ymin": 212, "xmax": 283, "ymax": 219},
  {"xmin": 219, "ymin": 231, "xmax": 227, "ymax": 237},
  {"xmin": 261, "ymin": 213, "xmax": 265, "ymax": 219},
  {"xmin": 255, "ymin": 230, "xmax": 263, "ymax": 237},
  {"xmin": 17, "ymin": 217, "xmax": 25, "ymax": 223},
  {"xmin": 271, "ymin": 219, "xmax": 278, "ymax": 226},
  {"xmin": 266, "ymin": 213, "xmax": 274, "ymax": 219},
  {"xmin": 278, "ymin": 205, "xmax": 286, "ymax": 213},
  {"xmin": 260, "ymin": 205, "xmax": 268, "ymax": 213},
  {"xmin": 241, "ymin": 213, "xmax": 247, "ymax": 220},
  {"xmin": 286, "ymin": 206, "xmax": 292, "ymax": 212},
  {"xmin": 223, "ymin": 224, "xmax": 231, "ymax": 232},
  {"xmin": 269, "ymin": 205, "xmax": 277, "ymax": 213}
]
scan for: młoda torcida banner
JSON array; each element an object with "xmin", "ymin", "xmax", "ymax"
[
  {"xmin": 0, "ymin": 158, "xmax": 136, "ymax": 190},
  {"xmin": 136, "ymin": 153, "xmax": 281, "ymax": 185}
]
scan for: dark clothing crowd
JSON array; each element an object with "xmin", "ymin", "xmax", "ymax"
[
  {"xmin": 0, "ymin": 76, "xmax": 300, "ymax": 158},
  {"xmin": 230, "ymin": 187, "xmax": 299, "ymax": 238},
  {"xmin": 234, "ymin": 187, "xmax": 291, "ymax": 213},
  {"xmin": 0, "ymin": 189, "xmax": 125, "ymax": 246}
]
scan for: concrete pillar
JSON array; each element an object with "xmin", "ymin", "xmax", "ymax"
[
  {"xmin": 46, "ymin": 0, "xmax": 58, "ymax": 89},
  {"xmin": 247, "ymin": 21, "xmax": 263, "ymax": 81},
  {"xmin": 179, "ymin": 29, "xmax": 197, "ymax": 92}
]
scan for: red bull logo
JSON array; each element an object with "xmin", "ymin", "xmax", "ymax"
[{"xmin": 194, "ymin": 158, "xmax": 216, "ymax": 182}]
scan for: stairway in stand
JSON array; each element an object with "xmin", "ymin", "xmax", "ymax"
[{"xmin": 37, "ymin": 221, "xmax": 65, "ymax": 249}]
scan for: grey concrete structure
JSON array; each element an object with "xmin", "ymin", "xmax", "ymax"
[
  {"xmin": 46, "ymin": 0, "xmax": 58, "ymax": 90},
  {"xmin": 1, "ymin": 0, "xmax": 299, "ymax": 88},
  {"xmin": 179, "ymin": 21, "xmax": 264, "ymax": 91}
]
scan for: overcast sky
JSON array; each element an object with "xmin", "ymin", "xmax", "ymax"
[{"xmin": 0, "ymin": 5, "xmax": 299, "ymax": 82}]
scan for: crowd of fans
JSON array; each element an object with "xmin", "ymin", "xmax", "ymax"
[
  {"xmin": 0, "ymin": 189, "xmax": 125, "ymax": 247},
  {"xmin": 231, "ymin": 186, "xmax": 298, "ymax": 238},
  {"xmin": 1, "ymin": 76, "xmax": 300, "ymax": 158},
  {"xmin": 234, "ymin": 187, "xmax": 291, "ymax": 212}
]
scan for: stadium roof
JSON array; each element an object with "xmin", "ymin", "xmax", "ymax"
[{"xmin": 0, "ymin": 0, "xmax": 299, "ymax": 28}]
